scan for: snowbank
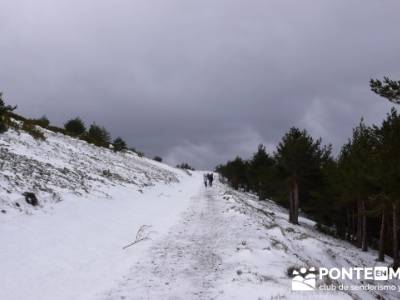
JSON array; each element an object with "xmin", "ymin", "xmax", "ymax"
[
  {"xmin": 0, "ymin": 126, "xmax": 200, "ymax": 300},
  {"xmin": 0, "ymin": 175, "xmax": 201, "ymax": 300}
]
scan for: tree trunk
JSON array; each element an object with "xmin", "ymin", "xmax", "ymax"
[
  {"xmin": 352, "ymin": 206, "xmax": 357, "ymax": 242},
  {"xmin": 393, "ymin": 202, "xmax": 399, "ymax": 269},
  {"xmin": 357, "ymin": 199, "xmax": 363, "ymax": 248},
  {"xmin": 233, "ymin": 177, "xmax": 239, "ymax": 190},
  {"xmin": 292, "ymin": 176, "xmax": 299, "ymax": 225},
  {"xmin": 378, "ymin": 208, "xmax": 385, "ymax": 262},
  {"xmin": 361, "ymin": 200, "xmax": 368, "ymax": 252},
  {"xmin": 289, "ymin": 187, "xmax": 294, "ymax": 224},
  {"xmin": 346, "ymin": 209, "xmax": 352, "ymax": 241}
]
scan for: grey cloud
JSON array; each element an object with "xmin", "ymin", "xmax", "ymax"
[{"xmin": 1, "ymin": 0, "xmax": 400, "ymax": 169}]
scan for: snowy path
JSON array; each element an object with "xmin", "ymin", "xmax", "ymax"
[
  {"xmin": 98, "ymin": 180, "xmax": 309, "ymax": 300},
  {"xmin": 100, "ymin": 186, "xmax": 228, "ymax": 300},
  {"xmin": 97, "ymin": 178, "xmax": 399, "ymax": 300}
]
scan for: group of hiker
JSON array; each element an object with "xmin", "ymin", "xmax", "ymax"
[{"xmin": 203, "ymin": 173, "xmax": 214, "ymax": 187}]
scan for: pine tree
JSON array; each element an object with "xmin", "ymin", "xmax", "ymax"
[
  {"xmin": 247, "ymin": 144, "xmax": 275, "ymax": 199},
  {"xmin": 0, "ymin": 93, "xmax": 17, "ymax": 133},
  {"xmin": 176, "ymin": 163, "xmax": 195, "ymax": 171},
  {"xmin": 374, "ymin": 109, "xmax": 400, "ymax": 267},
  {"xmin": 337, "ymin": 121, "xmax": 378, "ymax": 251},
  {"xmin": 305, "ymin": 154, "xmax": 343, "ymax": 235},
  {"xmin": 86, "ymin": 123, "xmax": 111, "ymax": 147},
  {"xmin": 153, "ymin": 156, "xmax": 163, "ymax": 162},
  {"xmin": 218, "ymin": 157, "xmax": 249, "ymax": 190},
  {"xmin": 371, "ymin": 193, "xmax": 390, "ymax": 262},
  {"xmin": 370, "ymin": 77, "xmax": 400, "ymax": 104},
  {"xmin": 113, "ymin": 137, "xmax": 127, "ymax": 152},
  {"xmin": 275, "ymin": 127, "xmax": 331, "ymax": 225},
  {"xmin": 36, "ymin": 115, "xmax": 50, "ymax": 128},
  {"xmin": 64, "ymin": 117, "xmax": 86, "ymax": 136}
]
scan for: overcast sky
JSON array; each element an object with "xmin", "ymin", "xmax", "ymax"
[{"xmin": 1, "ymin": 1, "xmax": 400, "ymax": 169}]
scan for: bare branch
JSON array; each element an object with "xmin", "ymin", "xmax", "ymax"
[{"xmin": 122, "ymin": 225, "xmax": 152, "ymax": 250}]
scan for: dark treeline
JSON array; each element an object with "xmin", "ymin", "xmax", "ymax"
[
  {"xmin": 216, "ymin": 78, "xmax": 400, "ymax": 267},
  {"xmin": 176, "ymin": 163, "xmax": 195, "ymax": 171},
  {"xmin": 0, "ymin": 93, "xmax": 164, "ymax": 158}
]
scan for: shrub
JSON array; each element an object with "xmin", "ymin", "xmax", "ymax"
[
  {"xmin": 153, "ymin": 156, "xmax": 163, "ymax": 162},
  {"xmin": 113, "ymin": 137, "xmax": 127, "ymax": 152},
  {"xmin": 64, "ymin": 117, "xmax": 86, "ymax": 136},
  {"xmin": 0, "ymin": 122, "xmax": 7, "ymax": 133},
  {"xmin": 47, "ymin": 125, "xmax": 67, "ymax": 135},
  {"xmin": 0, "ymin": 93, "xmax": 17, "ymax": 134},
  {"xmin": 84, "ymin": 123, "xmax": 111, "ymax": 147},
  {"xmin": 7, "ymin": 112, "xmax": 26, "ymax": 122},
  {"xmin": 34, "ymin": 115, "xmax": 50, "ymax": 128},
  {"xmin": 176, "ymin": 163, "xmax": 195, "ymax": 171},
  {"xmin": 22, "ymin": 120, "xmax": 46, "ymax": 141},
  {"xmin": 102, "ymin": 169, "xmax": 112, "ymax": 177}
]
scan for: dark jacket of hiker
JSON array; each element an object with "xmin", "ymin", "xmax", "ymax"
[{"xmin": 207, "ymin": 173, "xmax": 214, "ymax": 187}]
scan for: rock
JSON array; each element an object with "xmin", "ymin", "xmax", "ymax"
[{"xmin": 23, "ymin": 192, "xmax": 39, "ymax": 206}]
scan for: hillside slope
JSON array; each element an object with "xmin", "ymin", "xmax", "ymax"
[
  {"xmin": 0, "ymin": 127, "xmax": 200, "ymax": 300},
  {"xmin": 0, "ymin": 127, "xmax": 181, "ymax": 214}
]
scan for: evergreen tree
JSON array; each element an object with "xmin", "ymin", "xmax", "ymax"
[
  {"xmin": 113, "ymin": 137, "xmax": 127, "ymax": 152},
  {"xmin": 176, "ymin": 163, "xmax": 195, "ymax": 171},
  {"xmin": 370, "ymin": 77, "xmax": 400, "ymax": 104},
  {"xmin": 216, "ymin": 157, "xmax": 249, "ymax": 190},
  {"xmin": 337, "ymin": 121, "xmax": 378, "ymax": 251},
  {"xmin": 86, "ymin": 123, "xmax": 111, "ymax": 147},
  {"xmin": 36, "ymin": 115, "xmax": 50, "ymax": 128},
  {"xmin": 374, "ymin": 109, "xmax": 400, "ymax": 267},
  {"xmin": 247, "ymin": 144, "xmax": 275, "ymax": 199},
  {"xmin": 299, "ymin": 153, "xmax": 343, "ymax": 236},
  {"xmin": 153, "ymin": 156, "xmax": 163, "ymax": 162},
  {"xmin": 64, "ymin": 117, "xmax": 86, "ymax": 136},
  {"xmin": 214, "ymin": 80, "xmax": 400, "ymax": 264},
  {"xmin": 0, "ymin": 93, "xmax": 17, "ymax": 133},
  {"xmin": 275, "ymin": 127, "xmax": 331, "ymax": 225}
]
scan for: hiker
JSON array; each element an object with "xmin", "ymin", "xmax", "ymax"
[
  {"xmin": 203, "ymin": 174, "xmax": 208, "ymax": 187},
  {"xmin": 207, "ymin": 173, "xmax": 214, "ymax": 187}
]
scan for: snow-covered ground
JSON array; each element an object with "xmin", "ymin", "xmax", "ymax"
[
  {"xmin": 95, "ymin": 180, "xmax": 399, "ymax": 300},
  {"xmin": 0, "ymin": 127, "xmax": 180, "ymax": 214},
  {"xmin": 0, "ymin": 176, "xmax": 201, "ymax": 300},
  {"xmin": 1, "ymin": 127, "xmax": 399, "ymax": 300}
]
